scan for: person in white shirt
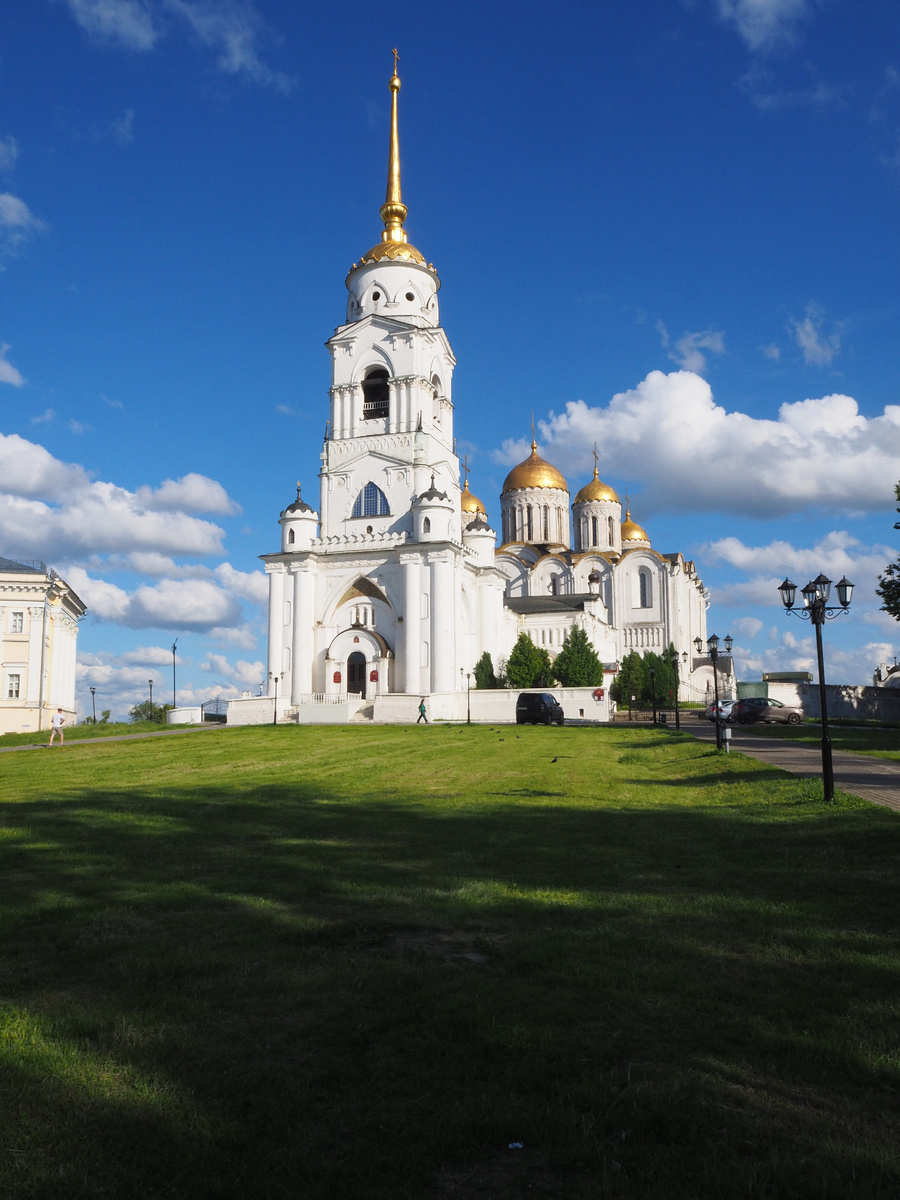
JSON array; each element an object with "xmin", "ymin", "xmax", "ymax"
[{"xmin": 49, "ymin": 708, "xmax": 66, "ymax": 746}]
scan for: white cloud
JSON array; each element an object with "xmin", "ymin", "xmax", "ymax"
[
  {"xmin": 119, "ymin": 644, "xmax": 183, "ymax": 665},
  {"xmin": 731, "ymin": 616, "xmax": 764, "ymax": 639},
  {"xmin": 790, "ymin": 305, "xmax": 842, "ymax": 366},
  {"xmin": 503, "ymin": 370, "xmax": 900, "ymax": 517},
  {"xmin": 64, "ymin": 0, "xmax": 159, "ymax": 50},
  {"xmin": 0, "ymin": 345, "xmax": 25, "ymax": 387},
  {"xmin": 209, "ymin": 623, "xmax": 260, "ymax": 650},
  {"xmin": 164, "ymin": 0, "xmax": 293, "ymax": 92},
  {"xmin": 658, "ymin": 322, "xmax": 726, "ymax": 373},
  {"xmin": 760, "ymin": 342, "xmax": 781, "ymax": 361},
  {"xmin": 276, "ymin": 404, "xmax": 294, "ymax": 415},
  {"xmin": 31, "ymin": 408, "xmax": 56, "ymax": 423},
  {"xmin": 213, "ymin": 562, "xmax": 267, "ymax": 603},
  {"xmin": 201, "ymin": 653, "xmax": 265, "ymax": 687},
  {"xmin": 68, "ymin": 567, "xmax": 242, "ymax": 631},
  {"xmin": 715, "ymin": 0, "xmax": 815, "ymax": 51},
  {"xmin": 0, "ymin": 193, "xmax": 47, "ymax": 253},
  {"xmin": 101, "ymin": 393, "xmax": 124, "ymax": 410},
  {"xmin": 68, "ymin": 419, "xmax": 88, "ymax": 435},
  {"xmin": 0, "ymin": 136, "xmax": 19, "ymax": 171},
  {"xmin": 0, "ymin": 432, "xmax": 90, "ymax": 497},
  {"xmin": 136, "ymin": 472, "xmax": 240, "ymax": 515},
  {"xmin": 62, "ymin": 0, "xmax": 292, "ymax": 90}
]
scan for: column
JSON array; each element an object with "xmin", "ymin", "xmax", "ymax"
[
  {"xmin": 266, "ymin": 565, "xmax": 285, "ymax": 694},
  {"xmin": 400, "ymin": 554, "xmax": 421, "ymax": 694},
  {"xmin": 291, "ymin": 563, "xmax": 316, "ymax": 703},
  {"xmin": 388, "ymin": 382, "xmax": 398, "ymax": 433},
  {"xmin": 430, "ymin": 552, "xmax": 455, "ymax": 693}
]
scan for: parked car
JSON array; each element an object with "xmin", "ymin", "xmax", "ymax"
[
  {"xmin": 516, "ymin": 692, "xmax": 565, "ymax": 726},
  {"xmin": 729, "ymin": 697, "xmax": 803, "ymax": 725},
  {"xmin": 699, "ymin": 700, "xmax": 737, "ymax": 722}
]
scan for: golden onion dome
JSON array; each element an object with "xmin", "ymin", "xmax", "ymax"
[
  {"xmin": 460, "ymin": 480, "xmax": 486, "ymax": 516},
  {"xmin": 573, "ymin": 467, "xmax": 619, "ymax": 506},
  {"xmin": 621, "ymin": 507, "xmax": 650, "ymax": 545},
  {"xmin": 502, "ymin": 441, "xmax": 568, "ymax": 494}
]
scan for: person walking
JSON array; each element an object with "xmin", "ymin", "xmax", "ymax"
[
  {"xmin": 417, "ymin": 697, "xmax": 428, "ymax": 724},
  {"xmin": 49, "ymin": 708, "xmax": 66, "ymax": 746}
]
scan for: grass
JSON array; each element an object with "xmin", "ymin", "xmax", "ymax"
[
  {"xmin": 1, "ymin": 724, "xmax": 899, "ymax": 1199},
  {"xmin": 0, "ymin": 721, "xmax": 209, "ymax": 748},
  {"xmin": 735, "ymin": 721, "xmax": 900, "ymax": 761}
]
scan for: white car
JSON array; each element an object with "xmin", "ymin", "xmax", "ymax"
[{"xmin": 699, "ymin": 700, "xmax": 736, "ymax": 722}]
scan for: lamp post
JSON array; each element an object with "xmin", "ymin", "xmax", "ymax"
[
  {"xmin": 466, "ymin": 672, "xmax": 472, "ymax": 725},
  {"xmin": 148, "ymin": 678, "xmax": 154, "ymax": 723},
  {"xmin": 269, "ymin": 672, "xmax": 281, "ymax": 726},
  {"xmin": 778, "ymin": 573, "xmax": 853, "ymax": 802},
  {"xmin": 649, "ymin": 665, "xmax": 657, "ymax": 726},
  {"xmin": 90, "ymin": 686, "xmax": 96, "ymax": 724},
  {"xmin": 172, "ymin": 638, "xmax": 178, "ymax": 709},
  {"xmin": 663, "ymin": 648, "xmax": 687, "ymax": 731},
  {"xmin": 694, "ymin": 633, "xmax": 733, "ymax": 750}
]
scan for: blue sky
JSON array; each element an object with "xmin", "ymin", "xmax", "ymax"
[{"xmin": 2, "ymin": 0, "xmax": 899, "ymax": 717}]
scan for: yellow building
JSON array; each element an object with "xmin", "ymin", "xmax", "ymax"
[{"xmin": 0, "ymin": 557, "xmax": 86, "ymax": 736}]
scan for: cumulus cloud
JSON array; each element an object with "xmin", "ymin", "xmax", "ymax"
[
  {"xmin": 501, "ymin": 370, "xmax": 900, "ymax": 517},
  {"xmin": 0, "ymin": 345, "xmax": 25, "ymax": 387},
  {"xmin": 790, "ymin": 305, "xmax": 842, "ymax": 366},
  {"xmin": 201, "ymin": 653, "xmax": 265, "ymax": 687},
  {"xmin": 731, "ymin": 616, "xmax": 764, "ymax": 639},
  {"xmin": 213, "ymin": 562, "xmax": 267, "ymax": 603},
  {"xmin": 715, "ymin": 0, "xmax": 815, "ymax": 51},
  {"xmin": 68, "ymin": 567, "xmax": 242, "ymax": 631},
  {"xmin": 760, "ymin": 343, "xmax": 781, "ymax": 361},
  {"xmin": 0, "ymin": 192, "xmax": 47, "ymax": 253},
  {"xmin": 136, "ymin": 472, "xmax": 240, "ymax": 515},
  {"xmin": 657, "ymin": 322, "xmax": 726, "ymax": 374},
  {"xmin": 61, "ymin": 0, "xmax": 292, "ymax": 90}
]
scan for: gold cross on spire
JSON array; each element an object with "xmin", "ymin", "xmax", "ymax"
[
  {"xmin": 530, "ymin": 412, "xmax": 536, "ymax": 450},
  {"xmin": 462, "ymin": 454, "xmax": 470, "ymax": 486},
  {"xmin": 391, "ymin": 47, "xmax": 399, "ymax": 76},
  {"xmin": 593, "ymin": 442, "xmax": 598, "ymax": 473}
]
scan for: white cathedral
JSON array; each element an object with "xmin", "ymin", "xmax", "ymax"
[{"xmin": 259, "ymin": 63, "xmax": 709, "ymax": 716}]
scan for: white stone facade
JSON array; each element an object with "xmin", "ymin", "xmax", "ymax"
[
  {"xmin": 0, "ymin": 558, "xmax": 86, "ymax": 735},
  {"xmin": 259, "ymin": 69, "xmax": 710, "ymax": 720}
]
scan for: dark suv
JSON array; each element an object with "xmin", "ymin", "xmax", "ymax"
[
  {"xmin": 516, "ymin": 692, "xmax": 565, "ymax": 726},
  {"xmin": 729, "ymin": 697, "xmax": 803, "ymax": 725}
]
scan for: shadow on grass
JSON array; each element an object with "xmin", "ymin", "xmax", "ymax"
[{"xmin": 1, "ymin": 778, "xmax": 899, "ymax": 1199}]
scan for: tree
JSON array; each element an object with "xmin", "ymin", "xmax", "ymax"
[
  {"xmin": 610, "ymin": 650, "xmax": 645, "ymax": 712},
  {"xmin": 129, "ymin": 700, "xmax": 173, "ymax": 724},
  {"xmin": 876, "ymin": 481, "xmax": 900, "ymax": 620},
  {"xmin": 551, "ymin": 625, "xmax": 604, "ymax": 687},
  {"xmin": 473, "ymin": 651, "xmax": 497, "ymax": 689},
  {"xmin": 506, "ymin": 632, "xmax": 551, "ymax": 688},
  {"xmin": 99, "ymin": 709, "xmax": 111, "ymax": 724}
]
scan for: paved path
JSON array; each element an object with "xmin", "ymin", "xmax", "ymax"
[
  {"xmin": 0, "ymin": 724, "xmax": 226, "ymax": 754},
  {"xmin": 689, "ymin": 720, "xmax": 900, "ymax": 812}
]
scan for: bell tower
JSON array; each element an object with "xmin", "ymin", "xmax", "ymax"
[{"xmin": 319, "ymin": 54, "xmax": 460, "ymax": 543}]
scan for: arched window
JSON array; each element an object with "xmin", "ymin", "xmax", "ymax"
[
  {"xmin": 591, "ymin": 516, "xmax": 598, "ymax": 546},
  {"xmin": 352, "ymin": 482, "xmax": 390, "ymax": 518},
  {"xmin": 608, "ymin": 516, "xmax": 614, "ymax": 544},
  {"xmin": 549, "ymin": 576, "xmax": 558, "ymax": 595},
  {"xmin": 423, "ymin": 517, "xmax": 431, "ymax": 533},
  {"xmin": 431, "ymin": 373, "xmax": 443, "ymax": 397},
  {"xmin": 526, "ymin": 506, "xmax": 533, "ymax": 540},
  {"xmin": 543, "ymin": 506, "xmax": 550, "ymax": 540},
  {"xmin": 362, "ymin": 367, "xmax": 389, "ymax": 419},
  {"xmin": 639, "ymin": 569, "xmax": 652, "ymax": 608},
  {"xmin": 287, "ymin": 528, "xmax": 295, "ymax": 545}
]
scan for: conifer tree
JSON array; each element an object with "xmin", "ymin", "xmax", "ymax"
[
  {"xmin": 551, "ymin": 625, "xmax": 604, "ymax": 687},
  {"xmin": 473, "ymin": 651, "xmax": 497, "ymax": 689},
  {"xmin": 506, "ymin": 632, "xmax": 550, "ymax": 688}
]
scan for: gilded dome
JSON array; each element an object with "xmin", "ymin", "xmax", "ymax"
[
  {"xmin": 573, "ymin": 467, "xmax": 619, "ymax": 505},
  {"xmin": 357, "ymin": 239, "xmax": 432, "ymax": 268},
  {"xmin": 502, "ymin": 441, "xmax": 568, "ymax": 494},
  {"xmin": 621, "ymin": 508, "xmax": 650, "ymax": 545},
  {"xmin": 460, "ymin": 480, "xmax": 486, "ymax": 516}
]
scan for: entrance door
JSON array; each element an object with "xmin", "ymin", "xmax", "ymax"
[{"xmin": 347, "ymin": 652, "xmax": 366, "ymax": 698}]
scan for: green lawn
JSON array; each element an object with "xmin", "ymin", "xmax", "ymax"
[
  {"xmin": 0, "ymin": 720, "xmax": 209, "ymax": 748},
  {"xmin": 1, "ymin": 725, "xmax": 898, "ymax": 1199}
]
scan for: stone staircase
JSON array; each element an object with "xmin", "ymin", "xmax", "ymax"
[{"xmin": 350, "ymin": 703, "xmax": 375, "ymax": 722}]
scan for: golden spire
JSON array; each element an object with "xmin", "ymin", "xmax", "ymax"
[
  {"xmin": 352, "ymin": 52, "xmax": 433, "ymax": 272},
  {"xmin": 380, "ymin": 50, "xmax": 408, "ymax": 246}
]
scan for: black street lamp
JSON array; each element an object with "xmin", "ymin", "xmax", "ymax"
[
  {"xmin": 172, "ymin": 638, "xmax": 178, "ymax": 709},
  {"xmin": 649, "ymin": 665, "xmax": 657, "ymax": 726},
  {"xmin": 90, "ymin": 686, "xmax": 96, "ymax": 724},
  {"xmin": 466, "ymin": 672, "xmax": 472, "ymax": 725},
  {"xmin": 663, "ymin": 648, "xmax": 688, "ymax": 731},
  {"xmin": 778, "ymin": 573, "xmax": 853, "ymax": 802},
  {"xmin": 694, "ymin": 633, "xmax": 734, "ymax": 750},
  {"xmin": 269, "ymin": 672, "xmax": 281, "ymax": 726},
  {"xmin": 148, "ymin": 678, "xmax": 154, "ymax": 722}
]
